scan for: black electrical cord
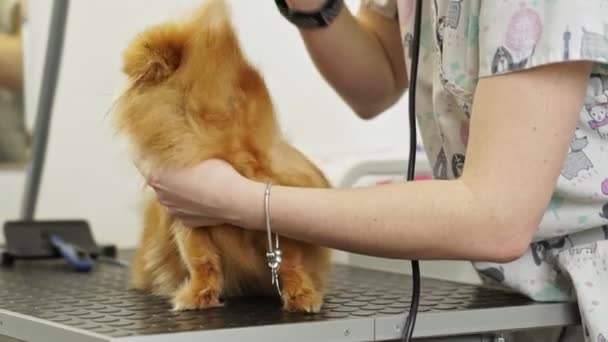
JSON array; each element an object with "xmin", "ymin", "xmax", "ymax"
[{"xmin": 402, "ymin": 0, "xmax": 423, "ymax": 341}]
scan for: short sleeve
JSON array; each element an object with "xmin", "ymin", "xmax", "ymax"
[
  {"xmin": 360, "ymin": 0, "xmax": 398, "ymax": 19},
  {"xmin": 478, "ymin": 0, "xmax": 608, "ymax": 78}
]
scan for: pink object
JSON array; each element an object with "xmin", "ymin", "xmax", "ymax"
[
  {"xmin": 589, "ymin": 117, "xmax": 608, "ymax": 129},
  {"xmin": 374, "ymin": 174, "xmax": 433, "ymax": 185},
  {"xmin": 602, "ymin": 179, "xmax": 608, "ymax": 195},
  {"xmin": 414, "ymin": 174, "xmax": 433, "ymax": 181},
  {"xmin": 505, "ymin": 6, "xmax": 542, "ymax": 53}
]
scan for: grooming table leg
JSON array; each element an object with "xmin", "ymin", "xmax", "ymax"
[
  {"xmin": 415, "ymin": 334, "xmax": 498, "ymax": 341},
  {"xmin": 384, "ymin": 334, "xmax": 499, "ymax": 342}
]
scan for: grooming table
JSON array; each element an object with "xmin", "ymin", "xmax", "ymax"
[{"xmin": 0, "ymin": 251, "xmax": 579, "ymax": 342}]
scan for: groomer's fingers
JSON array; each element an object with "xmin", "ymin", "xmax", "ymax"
[
  {"xmin": 181, "ymin": 219, "xmax": 222, "ymax": 228},
  {"xmin": 132, "ymin": 157, "xmax": 161, "ymax": 185},
  {"xmin": 169, "ymin": 207, "xmax": 204, "ymax": 216},
  {"xmin": 132, "ymin": 156, "xmax": 147, "ymax": 177},
  {"xmin": 180, "ymin": 215, "xmax": 221, "ymax": 226},
  {"xmin": 179, "ymin": 216, "xmax": 223, "ymax": 228},
  {"xmin": 166, "ymin": 211, "xmax": 221, "ymax": 227}
]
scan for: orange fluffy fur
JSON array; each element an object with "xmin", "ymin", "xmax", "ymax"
[{"xmin": 113, "ymin": 0, "xmax": 331, "ymax": 312}]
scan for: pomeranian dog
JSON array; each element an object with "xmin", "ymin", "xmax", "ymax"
[{"xmin": 113, "ymin": 0, "xmax": 331, "ymax": 312}]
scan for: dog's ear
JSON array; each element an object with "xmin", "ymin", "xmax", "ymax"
[
  {"xmin": 191, "ymin": 0, "xmax": 231, "ymax": 31},
  {"xmin": 186, "ymin": 0, "xmax": 237, "ymax": 57},
  {"xmin": 122, "ymin": 23, "xmax": 189, "ymax": 86}
]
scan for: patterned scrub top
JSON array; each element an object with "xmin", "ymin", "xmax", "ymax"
[{"xmin": 361, "ymin": 0, "xmax": 608, "ymax": 339}]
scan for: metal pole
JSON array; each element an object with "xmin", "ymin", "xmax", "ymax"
[{"xmin": 20, "ymin": 0, "xmax": 70, "ymax": 220}]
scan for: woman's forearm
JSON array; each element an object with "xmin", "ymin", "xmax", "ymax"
[
  {"xmin": 235, "ymin": 179, "xmax": 528, "ymax": 263},
  {"xmin": 287, "ymin": 0, "xmax": 407, "ymax": 119},
  {"xmin": 0, "ymin": 33, "xmax": 24, "ymax": 92}
]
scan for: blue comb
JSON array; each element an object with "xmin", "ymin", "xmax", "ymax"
[{"xmin": 49, "ymin": 234, "xmax": 95, "ymax": 272}]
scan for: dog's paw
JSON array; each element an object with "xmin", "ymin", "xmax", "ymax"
[
  {"xmin": 172, "ymin": 284, "xmax": 223, "ymax": 311},
  {"xmin": 281, "ymin": 285, "xmax": 323, "ymax": 313}
]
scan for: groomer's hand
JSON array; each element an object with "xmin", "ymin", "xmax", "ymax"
[
  {"xmin": 136, "ymin": 159, "xmax": 253, "ymax": 228},
  {"xmin": 286, "ymin": 0, "xmax": 327, "ymax": 11}
]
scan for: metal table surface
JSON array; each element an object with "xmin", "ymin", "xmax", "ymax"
[{"xmin": 0, "ymin": 251, "xmax": 580, "ymax": 342}]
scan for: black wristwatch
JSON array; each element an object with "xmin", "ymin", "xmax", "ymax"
[{"xmin": 275, "ymin": 0, "xmax": 343, "ymax": 29}]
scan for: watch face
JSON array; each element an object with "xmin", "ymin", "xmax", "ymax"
[
  {"xmin": 324, "ymin": 0, "xmax": 342, "ymax": 19},
  {"xmin": 320, "ymin": 0, "xmax": 342, "ymax": 25}
]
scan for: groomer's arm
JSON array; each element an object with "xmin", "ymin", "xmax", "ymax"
[
  {"xmin": 230, "ymin": 62, "xmax": 590, "ymax": 262},
  {"xmin": 287, "ymin": 0, "xmax": 407, "ymax": 119},
  {"xmin": 147, "ymin": 61, "xmax": 591, "ymax": 264}
]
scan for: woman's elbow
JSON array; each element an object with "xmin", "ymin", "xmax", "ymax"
[
  {"xmin": 488, "ymin": 236, "xmax": 531, "ymax": 263},
  {"xmin": 352, "ymin": 105, "xmax": 383, "ymax": 120},
  {"xmin": 479, "ymin": 220, "xmax": 538, "ymax": 264},
  {"xmin": 348, "ymin": 88, "xmax": 406, "ymax": 120}
]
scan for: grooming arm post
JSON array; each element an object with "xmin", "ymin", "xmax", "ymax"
[{"xmin": 20, "ymin": 0, "xmax": 70, "ymax": 220}]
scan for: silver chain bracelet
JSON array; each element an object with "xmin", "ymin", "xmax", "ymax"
[{"xmin": 264, "ymin": 183, "xmax": 282, "ymax": 296}]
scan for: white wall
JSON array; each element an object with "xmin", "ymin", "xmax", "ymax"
[{"xmin": 0, "ymin": 0, "xmax": 479, "ymax": 284}]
